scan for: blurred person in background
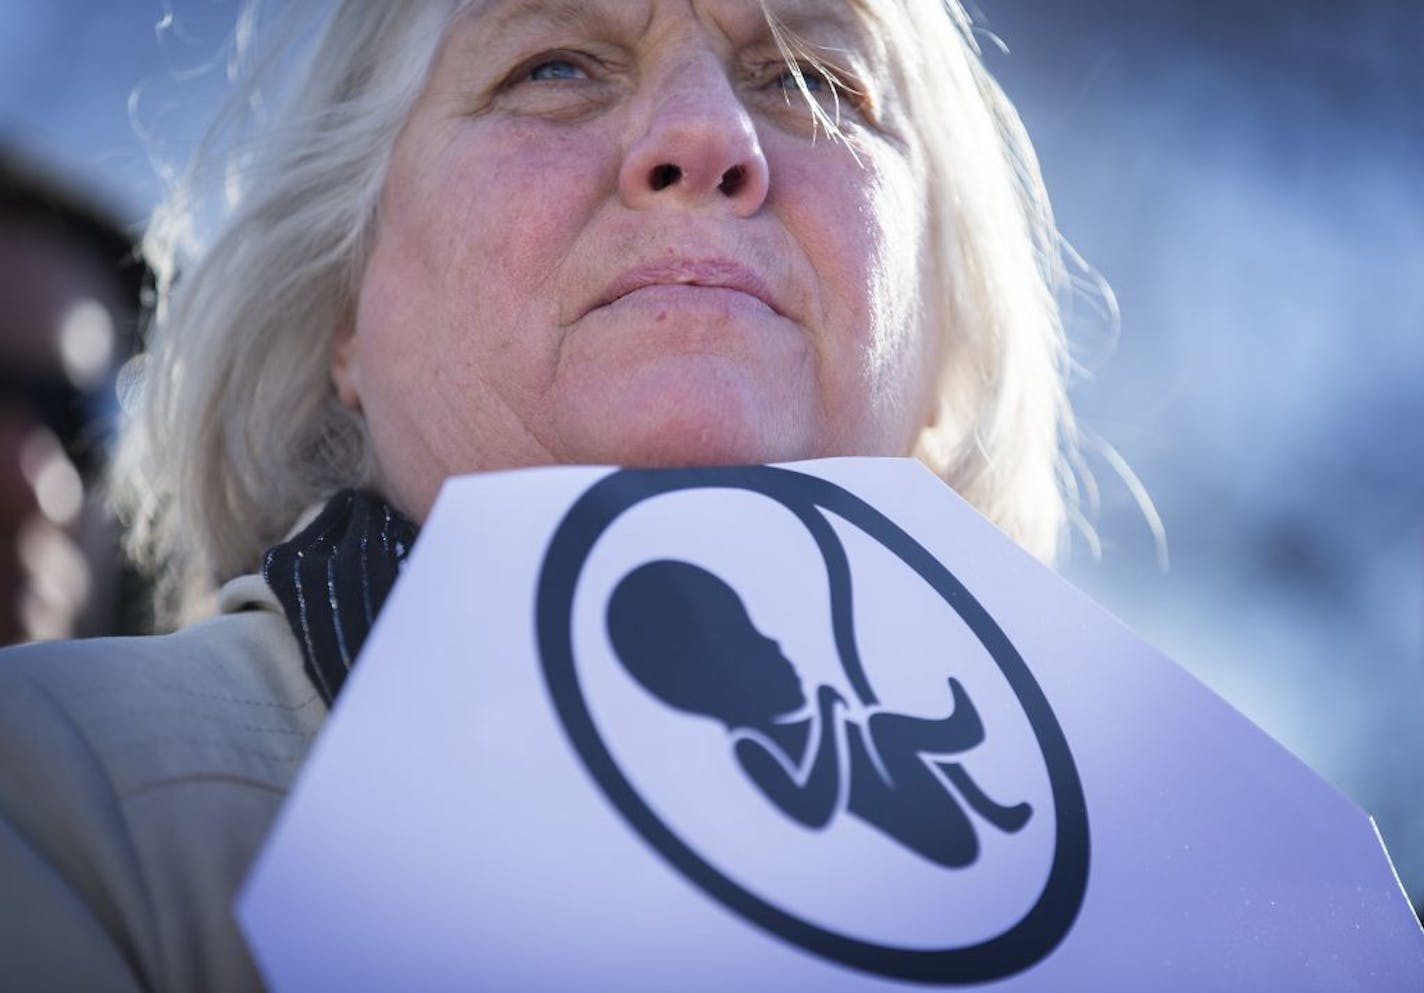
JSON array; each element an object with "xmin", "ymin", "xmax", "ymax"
[{"xmin": 0, "ymin": 151, "xmax": 148, "ymax": 644}]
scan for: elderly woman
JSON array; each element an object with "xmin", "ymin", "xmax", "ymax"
[{"xmin": 0, "ymin": 1, "xmax": 1077, "ymax": 990}]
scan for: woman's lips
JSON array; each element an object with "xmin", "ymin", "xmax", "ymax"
[
  {"xmin": 604, "ymin": 282, "xmax": 776, "ymax": 318},
  {"xmin": 593, "ymin": 259, "xmax": 785, "ymax": 318}
]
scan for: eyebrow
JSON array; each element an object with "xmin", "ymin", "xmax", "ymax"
[{"xmin": 762, "ymin": 1, "xmax": 863, "ymax": 37}]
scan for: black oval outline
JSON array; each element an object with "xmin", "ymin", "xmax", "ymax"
[{"xmin": 535, "ymin": 466, "xmax": 1089, "ymax": 984}]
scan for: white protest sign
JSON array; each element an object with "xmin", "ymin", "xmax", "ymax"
[{"xmin": 238, "ymin": 458, "xmax": 1424, "ymax": 990}]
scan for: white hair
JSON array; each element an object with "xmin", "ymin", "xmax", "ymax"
[
  {"xmin": 868, "ymin": 0, "xmax": 1080, "ymax": 562},
  {"xmin": 114, "ymin": 0, "xmax": 1086, "ymax": 623}
]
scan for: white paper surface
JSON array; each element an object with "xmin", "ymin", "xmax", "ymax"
[{"xmin": 238, "ymin": 458, "xmax": 1424, "ymax": 990}]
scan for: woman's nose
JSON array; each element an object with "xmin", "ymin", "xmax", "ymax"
[{"xmin": 618, "ymin": 58, "xmax": 770, "ymax": 216}]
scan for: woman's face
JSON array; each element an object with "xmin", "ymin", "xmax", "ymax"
[{"xmin": 336, "ymin": 0, "xmax": 939, "ymax": 519}]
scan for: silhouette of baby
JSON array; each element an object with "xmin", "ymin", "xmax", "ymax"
[{"xmin": 607, "ymin": 559, "xmax": 1032, "ymax": 869}]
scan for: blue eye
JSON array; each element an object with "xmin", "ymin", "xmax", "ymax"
[
  {"xmin": 527, "ymin": 58, "xmax": 587, "ymax": 82},
  {"xmin": 774, "ymin": 64, "xmax": 832, "ymax": 93}
]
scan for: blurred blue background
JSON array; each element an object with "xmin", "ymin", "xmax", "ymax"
[{"xmin": 2, "ymin": 0, "xmax": 1420, "ymax": 914}]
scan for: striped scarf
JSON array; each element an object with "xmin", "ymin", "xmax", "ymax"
[{"xmin": 261, "ymin": 490, "xmax": 418, "ymax": 705}]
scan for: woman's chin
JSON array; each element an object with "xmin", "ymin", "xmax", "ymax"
[
  {"xmin": 586, "ymin": 419, "xmax": 807, "ymax": 470},
  {"xmin": 554, "ymin": 379, "xmax": 818, "ymax": 469}
]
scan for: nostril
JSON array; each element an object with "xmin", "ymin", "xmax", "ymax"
[
  {"xmin": 648, "ymin": 164, "xmax": 682, "ymax": 191},
  {"xmin": 718, "ymin": 165, "xmax": 745, "ymax": 196}
]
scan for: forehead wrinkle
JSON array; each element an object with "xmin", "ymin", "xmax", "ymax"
[
  {"xmin": 454, "ymin": 0, "xmax": 872, "ymax": 58},
  {"xmin": 458, "ymin": 0, "xmax": 631, "ymax": 41}
]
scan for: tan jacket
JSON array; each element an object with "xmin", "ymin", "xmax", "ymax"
[{"xmin": 0, "ymin": 574, "xmax": 322, "ymax": 993}]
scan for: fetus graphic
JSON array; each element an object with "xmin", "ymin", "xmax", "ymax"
[
  {"xmin": 606, "ymin": 559, "xmax": 1032, "ymax": 869},
  {"xmin": 538, "ymin": 465, "xmax": 1089, "ymax": 981}
]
